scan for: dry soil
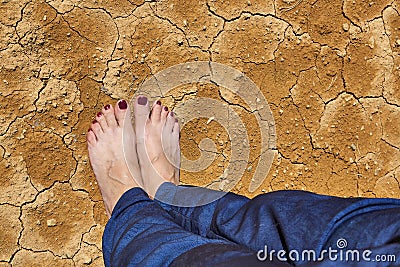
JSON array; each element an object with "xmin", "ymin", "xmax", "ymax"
[{"xmin": 0, "ymin": 0, "xmax": 399, "ymax": 266}]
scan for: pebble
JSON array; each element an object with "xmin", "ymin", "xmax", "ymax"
[{"xmin": 47, "ymin": 219, "xmax": 57, "ymax": 227}]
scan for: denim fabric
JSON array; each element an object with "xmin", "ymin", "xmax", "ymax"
[{"xmin": 103, "ymin": 183, "xmax": 400, "ymax": 266}]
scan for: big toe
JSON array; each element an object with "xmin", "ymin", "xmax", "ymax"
[
  {"xmin": 115, "ymin": 99, "xmax": 130, "ymax": 127},
  {"xmin": 134, "ymin": 96, "xmax": 150, "ymax": 141}
]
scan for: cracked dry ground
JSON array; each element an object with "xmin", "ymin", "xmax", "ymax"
[{"xmin": 0, "ymin": 0, "xmax": 400, "ymax": 266}]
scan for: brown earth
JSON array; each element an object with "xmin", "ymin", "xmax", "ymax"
[{"xmin": 1, "ymin": 0, "xmax": 399, "ymax": 266}]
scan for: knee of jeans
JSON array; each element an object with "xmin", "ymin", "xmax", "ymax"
[{"xmin": 251, "ymin": 190, "xmax": 296, "ymax": 208}]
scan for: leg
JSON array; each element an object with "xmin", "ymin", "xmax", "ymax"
[
  {"xmin": 88, "ymin": 100, "xmax": 279, "ymax": 267},
  {"xmin": 156, "ymin": 183, "xmax": 400, "ymax": 265},
  {"xmin": 87, "ymin": 100, "xmax": 141, "ymax": 217},
  {"xmin": 103, "ymin": 187, "xmax": 269, "ymax": 267}
]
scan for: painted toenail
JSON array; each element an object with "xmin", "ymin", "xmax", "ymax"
[
  {"xmin": 175, "ymin": 118, "xmax": 178, "ymax": 122},
  {"xmin": 170, "ymin": 112, "xmax": 174, "ymax": 116},
  {"xmin": 164, "ymin": 106, "xmax": 168, "ymax": 111},
  {"xmin": 104, "ymin": 104, "xmax": 111, "ymax": 110},
  {"xmin": 92, "ymin": 120, "xmax": 97, "ymax": 124},
  {"xmin": 118, "ymin": 100, "xmax": 127, "ymax": 110},
  {"xmin": 97, "ymin": 112, "xmax": 102, "ymax": 117},
  {"xmin": 138, "ymin": 96, "xmax": 148, "ymax": 105},
  {"xmin": 88, "ymin": 128, "xmax": 91, "ymax": 132},
  {"xmin": 156, "ymin": 100, "xmax": 161, "ymax": 105}
]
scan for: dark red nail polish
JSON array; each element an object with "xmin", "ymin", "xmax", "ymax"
[
  {"xmin": 156, "ymin": 100, "xmax": 161, "ymax": 105},
  {"xmin": 88, "ymin": 128, "xmax": 91, "ymax": 132},
  {"xmin": 97, "ymin": 112, "xmax": 102, "ymax": 117},
  {"xmin": 175, "ymin": 118, "xmax": 178, "ymax": 122},
  {"xmin": 104, "ymin": 104, "xmax": 111, "ymax": 110},
  {"xmin": 92, "ymin": 120, "xmax": 97, "ymax": 124},
  {"xmin": 138, "ymin": 96, "xmax": 148, "ymax": 105},
  {"xmin": 170, "ymin": 111, "xmax": 174, "ymax": 117},
  {"xmin": 164, "ymin": 106, "xmax": 168, "ymax": 111},
  {"xmin": 118, "ymin": 99, "xmax": 127, "ymax": 110}
]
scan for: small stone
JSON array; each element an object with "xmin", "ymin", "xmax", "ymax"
[
  {"xmin": 47, "ymin": 219, "xmax": 57, "ymax": 227},
  {"xmin": 350, "ymin": 144, "xmax": 356, "ymax": 150},
  {"xmin": 342, "ymin": 23, "xmax": 349, "ymax": 31},
  {"xmin": 43, "ymin": 15, "xmax": 47, "ymax": 21},
  {"xmin": 82, "ymin": 255, "xmax": 92, "ymax": 264}
]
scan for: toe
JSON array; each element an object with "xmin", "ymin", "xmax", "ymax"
[
  {"xmin": 164, "ymin": 112, "xmax": 175, "ymax": 133},
  {"xmin": 114, "ymin": 99, "xmax": 130, "ymax": 127},
  {"xmin": 161, "ymin": 106, "xmax": 169, "ymax": 123},
  {"xmin": 95, "ymin": 111, "xmax": 108, "ymax": 131},
  {"xmin": 90, "ymin": 121, "xmax": 103, "ymax": 138},
  {"xmin": 134, "ymin": 96, "xmax": 150, "ymax": 142},
  {"xmin": 150, "ymin": 100, "xmax": 162, "ymax": 122},
  {"xmin": 103, "ymin": 104, "xmax": 118, "ymax": 129},
  {"xmin": 87, "ymin": 129, "xmax": 97, "ymax": 144}
]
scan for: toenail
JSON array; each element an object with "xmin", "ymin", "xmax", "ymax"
[
  {"xmin": 104, "ymin": 104, "xmax": 111, "ymax": 110},
  {"xmin": 97, "ymin": 112, "xmax": 102, "ymax": 117},
  {"xmin": 92, "ymin": 120, "xmax": 97, "ymax": 124},
  {"xmin": 138, "ymin": 96, "xmax": 148, "ymax": 105},
  {"xmin": 170, "ymin": 111, "xmax": 174, "ymax": 117},
  {"xmin": 175, "ymin": 118, "xmax": 178, "ymax": 122},
  {"xmin": 156, "ymin": 100, "xmax": 161, "ymax": 105},
  {"xmin": 88, "ymin": 128, "xmax": 91, "ymax": 132},
  {"xmin": 118, "ymin": 99, "xmax": 128, "ymax": 110},
  {"xmin": 164, "ymin": 106, "xmax": 168, "ymax": 111}
]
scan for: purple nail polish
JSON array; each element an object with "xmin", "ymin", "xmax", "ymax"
[
  {"xmin": 104, "ymin": 104, "xmax": 111, "ymax": 110},
  {"xmin": 170, "ymin": 111, "xmax": 174, "ymax": 117},
  {"xmin": 164, "ymin": 106, "xmax": 168, "ymax": 111},
  {"xmin": 118, "ymin": 99, "xmax": 127, "ymax": 110},
  {"xmin": 97, "ymin": 112, "xmax": 102, "ymax": 117},
  {"xmin": 156, "ymin": 100, "xmax": 161, "ymax": 105},
  {"xmin": 138, "ymin": 96, "xmax": 148, "ymax": 105}
]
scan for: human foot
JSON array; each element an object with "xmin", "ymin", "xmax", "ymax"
[
  {"xmin": 87, "ymin": 100, "xmax": 142, "ymax": 217},
  {"xmin": 133, "ymin": 96, "xmax": 180, "ymax": 198}
]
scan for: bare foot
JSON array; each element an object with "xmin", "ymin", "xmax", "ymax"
[
  {"xmin": 134, "ymin": 96, "xmax": 180, "ymax": 198},
  {"xmin": 87, "ymin": 100, "xmax": 142, "ymax": 217}
]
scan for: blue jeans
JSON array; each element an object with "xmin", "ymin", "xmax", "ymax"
[{"xmin": 103, "ymin": 183, "xmax": 400, "ymax": 266}]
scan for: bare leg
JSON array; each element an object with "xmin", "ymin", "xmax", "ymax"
[
  {"xmin": 87, "ymin": 100, "xmax": 141, "ymax": 217},
  {"xmin": 133, "ymin": 96, "xmax": 180, "ymax": 198}
]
